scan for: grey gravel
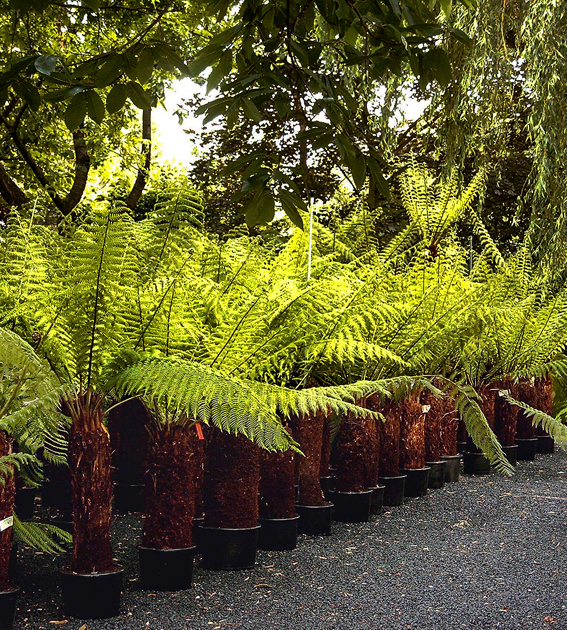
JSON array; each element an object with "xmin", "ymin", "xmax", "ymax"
[{"xmin": 16, "ymin": 449, "xmax": 567, "ymax": 630}]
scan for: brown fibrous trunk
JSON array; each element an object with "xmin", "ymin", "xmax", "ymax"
[
  {"xmin": 421, "ymin": 385, "xmax": 456, "ymax": 461},
  {"xmin": 203, "ymin": 429, "xmax": 260, "ymax": 529},
  {"xmin": 142, "ymin": 422, "xmax": 200, "ymax": 549},
  {"xmin": 536, "ymin": 376, "xmax": 553, "ymax": 436},
  {"xmin": 363, "ymin": 396, "xmax": 381, "ymax": 486},
  {"xmin": 378, "ymin": 400, "xmax": 402, "ymax": 477},
  {"xmin": 290, "ymin": 410, "xmax": 326, "ymax": 506},
  {"xmin": 399, "ymin": 395, "xmax": 426, "ymax": 469},
  {"xmin": 0, "ymin": 432, "xmax": 15, "ymax": 589},
  {"xmin": 515, "ymin": 377, "xmax": 537, "ymax": 439},
  {"xmin": 334, "ymin": 410, "xmax": 374, "ymax": 493},
  {"xmin": 493, "ymin": 378, "xmax": 519, "ymax": 447},
  {"xmin": 68, "ymin": 392, "xmax": 114, "ymax": 574},
  {"xmin": 259, "ymin": 447, "xmax": 296, "ymax": 519},
  {"xmin": 319, "ymin": 413, "xmax": 332, "ymax": 478}
]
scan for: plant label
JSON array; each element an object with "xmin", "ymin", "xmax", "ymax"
[{"xmin": 0, "ymin": 516, "xmax": 13, "ymax": 532}]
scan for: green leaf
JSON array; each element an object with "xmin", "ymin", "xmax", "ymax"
[
  {"xmin": 95, "ymin": 55, "xmax": 123, "ymax": 88},
  {"xmin": 136, "ymin": 48, "xmax": 155, "ymax": 85},
  {"xmin": 346, "ymin": 151, "xmax": 367, "ymax": 190},
  {"xmin": 367, "ymin": 158, "xmax": 390, "ymax": 198},
  {"xmin": 86, "ymin": 90, "xmax": 105, "ymax": 124},
  {"xmin": 207, "ymin": 50, "xmax": 232, "ymax": 93},
  {"xmin": 242, "ymin": 173, "xmax": 270, "ymax": 193},
  {"xmin": 279, "ymin": 189, "xmax": 307, "ymax": 229},
  {"xmin": 34, "ymin": 55, "xmax": 58, "ymax": 75},
  {"xmin": 13, "ymin": 81, "xmax": 41, "ymax": 111},
  {"xmin": 126, "ymin": 81, "xmax": 151, "ymax": 110},
  {"xmin": 106, "ymin": 84, "xmax": 127, "ymax": 115},
  {"xmin": 425, "ymin": 48, "xmax": 452, "ymax": 88},
  {"xmin": 242, "ymin": 98, "xmax": 262, "ymax": 122},
  {"xmin": 64, "ymin": 92, "xmax": 87, "ymax": 131},
  {"xmin": 245, "ymin": 192, "xmax": 275, "ymax": 226},
  {"xmin": 440, "ymin": 0, "xmax": 452, "ymax": 17},
  {"xmin": 43, "ymin": 85, "xmax": 84, "ymax": 102}
]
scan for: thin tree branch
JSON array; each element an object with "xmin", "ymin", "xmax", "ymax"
[{"xmin": 126, "ymin": 107, "xmax": 152, "ymax": 209}]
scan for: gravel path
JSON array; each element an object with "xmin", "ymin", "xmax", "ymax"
[{"xmin": 16, "ymin": 449, "xmax": 567, "ymax": 630}]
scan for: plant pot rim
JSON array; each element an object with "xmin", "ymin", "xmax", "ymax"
[
  {"xmin": 139, "ymin": 545, "xmax": 197, "ymax": 554},
  {"xmin": 368, "ymin": 484, "xmax": 386, "ymax": 490},
  {"xmin": 425, "ymin": 460, "xmax": 447, "ymax": 466},
  {"xmin": 440, "ymin": 454, "xmax": 462, "ymax": 459},
  {"xmin": 296, "ymin": 502, "xmax": 333, "ymax": 509},
  {"xmin": 198, "ymin": 525, "xmax": 261, "ymax": 533},
  {"xmin": 60, "ymin": 564, "xmax": 123, "ymax": 578},
  {"xmin": 329, "ymin": 489, "xmax": 373, "ymax": 496},
  {"xmin": 516, "ymin": 437, "xmax": 538, "ymax": 442},
  {"xmin": 259, "ymin": 515, "xmax": 300, "ymax": 523},
  {"xmin": 502, "ymin": 444, "xmax": 519, "ymax": 449},
  {"xmin": 378, "ymin": 474, "xmax": 407, "ymax": 480},
  {"xmin": 400, "ymin": 467, "xmax": 431, "ymax": 472},
  {"xmin": 0, "ymin": 584, "xmax": 19, "ymax": 595}
]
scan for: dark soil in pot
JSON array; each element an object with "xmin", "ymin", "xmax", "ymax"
[
  {"xmin": 290, "ymin": 410, "xmax": 326, "ymax": 506},
  {"xmin": 399, "ymin": 395, "xmax": 427, "ymax": 470}
]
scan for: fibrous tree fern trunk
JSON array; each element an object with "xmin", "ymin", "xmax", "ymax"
[
  {"xmin": 203, "ymin": 429, "xmax": 260, "ymax": 528},
  {"xmin": 468, "ymin": 385, "xmax": 496, "ymax": 452},
  {"xmin": 379, "ymin": 401, "xmax": 402, "ymax": 477},
  {"xmin": 494, "ymin": 379, "xmax": 519, "ymax": 447},
  {"xmin": 536, "ymin": 376, "xmax": 553, "ymax": 437},
  {"xmin": 259, "ymin": 443, "xmax": 296, "ymax": 520},
  {"xmin": 0, "ymin": 432, "xmax": 15, "ymax": 589},
  {"xmin": 319, "ymin": 414, "xmax": 332, "ymax": 479},
  {"xmin": 67, "ymin": 391, "xmax": 114, "ymax": 574},
  {"xmin": 421, "ymin": 386, "xmax": 449, "ymax": 462},
  {"xmin": 440, "ymin": 406, "xmax": 459, "ymax": 457},
  {"xmin": 516, "ymin": 378, "xmax": 537, "ymax": 440},
  {"xmin": 290, "ymin": 411, "xmax": 326, "ymax": 507},
  {"xmin": 399, "ymin": 395, "xmax": 426, "ymax": 470},
  {"xmin": 142, "ymin": 421, "xmax": 200, "ymax": 549},
  {"xmin": 334, "ymin": 411, "xmax": 374, "ymax": 493}
]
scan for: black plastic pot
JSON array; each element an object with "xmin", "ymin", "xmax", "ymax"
[
  {"xmin": 463, "ymin": 452, "xmax": 491, "ymax": 475},
  {"xmin": 139, "ymin": 546, "xmax": 197, "ymax": 591},
  {"xmin": 295, "ymin": 503, "xmax": 333, "ymax": 536},
  {"xmin": 328, "ymin": 490, "xmax": 372, "ymax": 523},
  {"xmin": 378, "ymin": 475, "xmax": 406, "ymax": 507},
  {"xmin": 114, "ymin": 483, "xmax": 145, "ymax": 513},
  {"xmin": 425, "ymin": 461, "xmax": 446, "ymax": 490},
  {"xmin": 369, "ymin": 485, "xmax": 385, "ymax": 515},
  {"xmin": 60, "ymin": 565, "xmax": 123, "ymax": 619},
  {"xmin": 258, "ymin": 516, "xmax": 300, "ymax": 551},
  {"xmin": 537, "ymin": 435, "xmax": 555, "ymax": 454},
  {"xmin": 517, "ymin": 438, "xmax": 537, "ymax": 461},
  {"xmin": 457, "ymin": 441, "xmax": 467, "ymax": 455},
  {"xmin": 199, "ymin": 525, "xmax": 260, "ymax": 570},
  {"xmin": 440, "ymin": 455, "xmax": 461, "ymax": 483},
  {"xmin": 502, "ymin": 444, "xmax": 518, "ymax": 466},
  {"xmin": 319, "ymin": 476, "xmax": 336, "ymax": 501},
  {"xmin": 400, "ymin": 467, "xmax": 430, "ymax": 498},
  {"xmin": 15, "ymin": 487, "xmax": 36, "ymax": 521},
  {"xmin": 0, "ymin": 585, "xmax": 19, "ymax": 630}
]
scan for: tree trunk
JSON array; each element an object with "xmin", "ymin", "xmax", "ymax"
[
  {"xmin": 142, "ymin": 422, "xmax": 200, "ymax": 549},
  {"xmin": 363, "ymin": 397, "xmax": 380, "ymax": 486},
  {"xmin": 334, "ymin": 411, "xmax": 373, "ymax": 492},
  {"xmin": 290, "ymin": 410, "xmax": 326, "ymax": 506},
  {"xmin": 203, "ymin": 429, "xmax": 260, "ymax": 528},
  {"xmin": 379, "ymin": 400, "xmax": 402, "ymax": 477},
  {"xmin": 68, "ymin": 392, "xmax": 114, "ymax": 574},
  {"xmin": 259, "ymin": 446, "xmax": 296, "ymax": 519},
  {"xmin": 399, "ymin": 395, "xmax": 426, "ymax": 469},
  {"xmin": 422, "ymin": 386, "xmax": 458, "ymax": 458},
  {"xmin": 0, "ymin": 432, "xmax": 15, "ymax": 589},
  {"xmin": 535, "ymin": 376, "xmax": 553, "ymax": 436},
  {"xmin": 515, "ymin": 377, "xmax": 537, "ymax": 439},
  {"xmin": 319, "ymin": 413, "xmax": 332, "ymax": 478},
  {"xmin": 493, "ymin": 378, "xmax": 518, "ymax": 447}
]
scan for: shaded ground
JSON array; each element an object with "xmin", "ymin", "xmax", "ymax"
[{"xmin": 17, "ymin": 449, "xmax": 567, "ymax": 630}]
